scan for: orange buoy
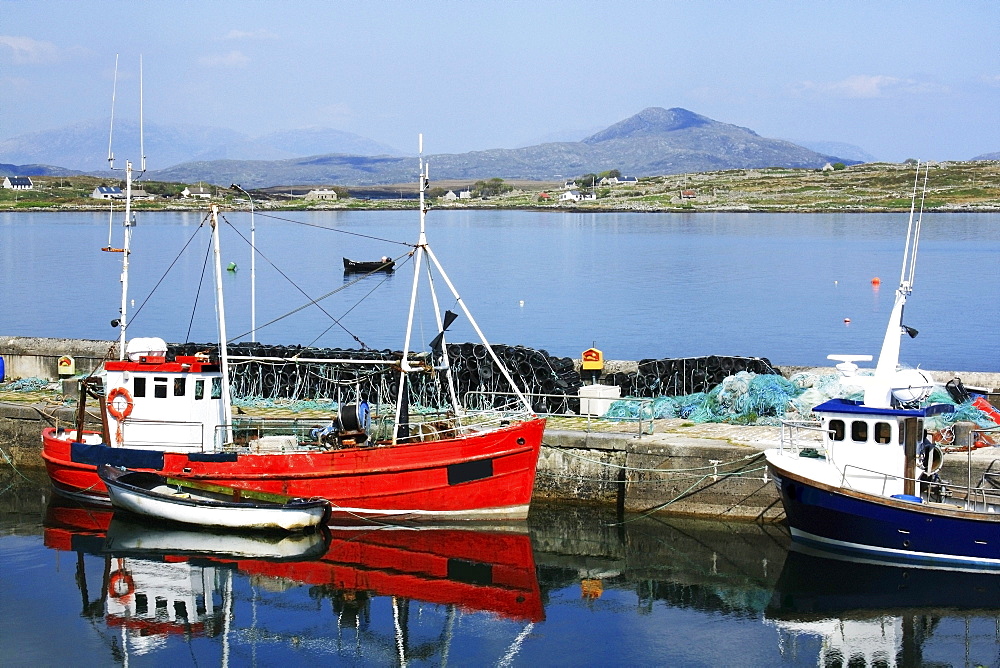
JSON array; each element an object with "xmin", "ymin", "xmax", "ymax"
[{"xmin": 871, "ymin": 277, "xmax": 881, "ymax": 286}]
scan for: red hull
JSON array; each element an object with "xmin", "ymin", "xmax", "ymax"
[{"xmin": 42, "ymin": 418, "xmax": 545, "ymax": 520}]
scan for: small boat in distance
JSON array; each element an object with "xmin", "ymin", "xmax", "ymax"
[
  {"xmin": 343, "ymin": 256, "xmax": 395, "ymax": 273},
  {"xmin": 98, "ymin": 464, "xmax": 331, "ymax": 532}
]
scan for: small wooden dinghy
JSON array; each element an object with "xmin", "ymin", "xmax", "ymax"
[{"xmin": 98, "ymin": 465, "xmax": 331, "ymax": 532}]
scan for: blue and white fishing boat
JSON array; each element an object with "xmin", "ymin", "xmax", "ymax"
[{"xmin": 765, "ymin": 163, "xmax": 1000, "ymax": 570}]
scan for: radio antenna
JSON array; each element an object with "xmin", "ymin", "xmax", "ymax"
[
  {"xmin": 107, "ymin": 54, "xmax": 118, "ymax": 169},
  {"xmin": 139, "ymin": 54, "xmax": 146, "ymax": 172}
]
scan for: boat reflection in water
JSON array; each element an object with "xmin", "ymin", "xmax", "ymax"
[
  {"xmin": 766, "ymin": 543, "xmax": 1000, "ymax": 666},
  {"xmin": 43, "ymin": 498, "xmax": 543, "ymax": 663}
]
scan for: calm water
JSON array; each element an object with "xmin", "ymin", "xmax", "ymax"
[
  {"xmin": 3, "ymin": 470, "xmax": 1000, "ymax": 666},
  {"xmin": 1, "ymin": 209, "xmax": 999, "ymax": 370}
]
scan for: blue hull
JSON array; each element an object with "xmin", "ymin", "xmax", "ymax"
[{"xmin": 771, "ymin": 464, "xmax": 1000, "ymax": 569}]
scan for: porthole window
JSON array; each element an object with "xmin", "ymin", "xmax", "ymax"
[
  {"xmin": 851, "ymin": 421, "xmax": 868, "ymax": 442},
  {"xmin": 874, "ymin": 422, "xmax": 892, "ymax": 444},
  {"xmin": 829, "ymin": 419, "xmax": 845, "ymax": 441}
]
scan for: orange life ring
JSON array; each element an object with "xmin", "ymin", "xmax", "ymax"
[
  {"xmin": 108, "ymin": 569, "xmax": 135, "ymax": 598},
  {"xmin": 107, "ymin": 387, "xmax": 134, "ymax": 421}
]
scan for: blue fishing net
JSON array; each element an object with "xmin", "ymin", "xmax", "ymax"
[
  {"xmin": 0, "ymin": 377, "xmax": 52, "ymax": 392},
  {"xmin": 600, "ymin": 369, "xmax": 1000, "ymax": 430}
]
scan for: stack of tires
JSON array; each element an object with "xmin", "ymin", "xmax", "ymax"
[{"xmin": 602, "ymin": 355, "xmax": 776, "ymax": 398}]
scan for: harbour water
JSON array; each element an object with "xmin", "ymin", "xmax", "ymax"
[
  {"xmin": 3, "ymin": 469, "xmax": 1000, "ymax": 666},
  {"xmin": 5, "ymin": 208, "xmax": 1000, "ymax": 665},
  {"xmin": 2, "ymin": 209, "xmax": 999, "ymax": 371}
]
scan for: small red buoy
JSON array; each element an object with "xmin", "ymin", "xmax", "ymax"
[
  {"xmin": 871, "ymin": 277, "xmax": 881, "ymax": 286},
  {"xmin": 844, "ymin": 318, "xmax": 851, "ymax": 324}
]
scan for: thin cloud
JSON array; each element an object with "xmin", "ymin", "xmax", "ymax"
[
  {"xmin": 198, "ymin": 50, "xmax": 250, "ymax": 68},
  {"xmin": 222, "ymin": 29, "xmax": 279, "ymax": 40},
  {"xmin": 797, "ymin": 74, "xmax": 946, "ymax": 99},
  {"xmin": 0, "ymin": 35, "xmax": 60, "ymax": 64}
]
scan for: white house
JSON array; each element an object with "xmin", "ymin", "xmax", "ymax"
[
  {"xmin": 92, "ymin": 185, "xmax": 124, "ymax": 199},
  {"xmin": 2, "ymin": 176, "xmax": 33, "ymax": 190},
  {"xmin": 458, "ymin": 189, "xmax": 472, "ymax": 199},
  {"xmin": 599, "ymin": 176, "xmax": 619, "ymax": 186},
  {"xmin": 563, "ymin": 180, "xmax": 578, "ymax": 190},
  {"xmin": 304, "ymin": 188, "xmax": 338, "ymax": 201},
  {"xmin": 182, "ymin": 185, "xmax": 212, "ymax": 199},
  {"xmin": 618, "ymin": 176, "xmax": 638, "ymax": 185},
  {"xmin": 441, "ymin": 190, "xmax": 458, "ymax": 201},
  {"xmin": 560, "ymin": 190, "xmax": 581, "ymax": 202}
]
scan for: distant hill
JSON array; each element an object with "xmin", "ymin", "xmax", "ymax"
[
  {"xmin": 2, "ymin": 107, "xmax": 862, "ymax": 188},
  {"xmin": 0, "ymin": 162, "xmax": 83, "ymax": 177},
  {"xmin": 972, "ymin": 151, "xmax": 1000, "ymax": 161},
  {"xmin": 792, "ymin": 140, "xmax": 877, "ymax": 164},
  {"xmin": 0, "ymin": 120, "xmax": 405, "ymax": 172},
  {"xmin": 149, "ymin": 107, "xmax": 853, "ymax": 188}
]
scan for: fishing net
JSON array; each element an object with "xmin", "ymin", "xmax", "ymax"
[
  {"xmin": 599, "ymin": 368, "xmax": 990, "ymax": 428},
  {"xmin": 0, "ymin": 377, "xmax": 52, "ymax": 392}
]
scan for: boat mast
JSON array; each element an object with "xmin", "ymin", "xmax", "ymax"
[
  {"xmin": 210, "ymin": 205, "xmax": 234, "ymax": 444},
  {"xmin": 395, "ymin": 136, "xmax": 535, "ymax": 440},
  {"xmin": 105, "ymin": 54, "xmax": 146, "ymax": 360},
  {"xmin": 865, "ymin": 161, "xmax": 929, "ymax": 407},
  {"xmin": 395, "ymin": 136, "xmax": 428, "ymax": 438},
  {"xmin": 873, "ymin": 161, "xmax": 928, "ymax": 378}
]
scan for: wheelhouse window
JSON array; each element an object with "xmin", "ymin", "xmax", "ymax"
[
  {"xmin": 174, "ymin": 378, "xmax": 186, "ymax": 396},
  {"xmin": 851, "ymin": 420, "xmax": 868, "ymax": 442},
  {"xmin": 154, "ymin": 376, "xmax": 168, "ymax": 399},
  {"xmin": 195, "ymin": 379, "xmax": 204, "ymax": 400},
  {"xmin": 874, "ymin": 421, "xmax": 892, "ymax": 444},
  {"xmin": 211, "ymin": 377, "xmax": 222, "ymax": 399},
  {"xmin": 133, "ymin": 377, "xmax": 147, "ymax": 398},
  {"xmin": 829, "ymin": 419, "xmax": 845, "ymax": 441}
]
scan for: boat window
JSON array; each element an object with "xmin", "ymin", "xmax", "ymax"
[
  {"xmin": 874, "ymin": 422, "xmax": 892, "ymax": 444},
  {"xmin": 211, "ymin": 377, "xmax": 222, "ymax": 399},
  {"xmin": 195, "ymin": 379, "xmax": 204, "ymax": 400},
  {"xmin": 851, "ymin": 420, "xmax": 868, "ymax": 442},
  {"xmin": 828, "ymin": 419, "xmax": 845, "ymax": 441},
  {"xmin": 133, "ymin": 377, "xmax": 146, "ymax": 398},
  {"xmin": 154, "ymin": 376, "xmax": 168, "ymax": 399},
  {"xmin": 174, "ymin": 378, "xmax": 185, "ymax": 397}
]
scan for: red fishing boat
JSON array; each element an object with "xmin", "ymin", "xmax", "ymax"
[{"xmin": 42, "ymin": 136, "xmax": 545, "ymax": 521}]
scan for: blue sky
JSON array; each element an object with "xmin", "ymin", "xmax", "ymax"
[{"xmin": 2, "ymin": 0, "xmax": 999, "ymax": 161}]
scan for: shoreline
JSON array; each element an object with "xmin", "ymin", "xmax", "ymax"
[{"xmin": 4, "ymin": 202, "xmax": 1000, "ymax": 215}]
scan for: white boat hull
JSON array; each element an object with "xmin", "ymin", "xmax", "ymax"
[{"xmin": 100, "ymin": 466, "xmax": 330, "ymax": 532}]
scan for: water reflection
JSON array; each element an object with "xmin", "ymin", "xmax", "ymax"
[
  {"xmin": 5, "ymin": 471, "xmax": 1000, "ymax": 665},
  {"xmin": 766, "ymin": 544, "xmax": 1000, "ymax": 666},
  {"xmin": 42, "ymin": 497, "xmax": 544, "ymax": 663}
]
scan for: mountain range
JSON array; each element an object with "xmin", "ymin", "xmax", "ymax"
[{"xmin": 2, "ymin": 107, "xmax": 869, "ymax": 188}]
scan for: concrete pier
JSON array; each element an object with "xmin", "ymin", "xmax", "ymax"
[{"xmin": 4, "ymin": 335, "xmax": 1000, "ymax": 522}]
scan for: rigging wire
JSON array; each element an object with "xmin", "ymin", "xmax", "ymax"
[
  {"xmin": 122, "ymin": 213, "xmax": 211, "ymax": 332},
  {"xmin": 185, "ymin": 236, "xmax": 214, "ymax": 343},
  {"xmin": 222, "ymin": 215, "xmax": 413, "ymax": 346},
  {"xmin": 301, "ymin": 266, "xmax": 400, "ymax": 349},
  {"xmin": 221, "ymin": 214, "xmax": 408, "ymax": 348},
  {"xmin": 250, "ymin": 210, "xmax": 413, "ymax": 247}
]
